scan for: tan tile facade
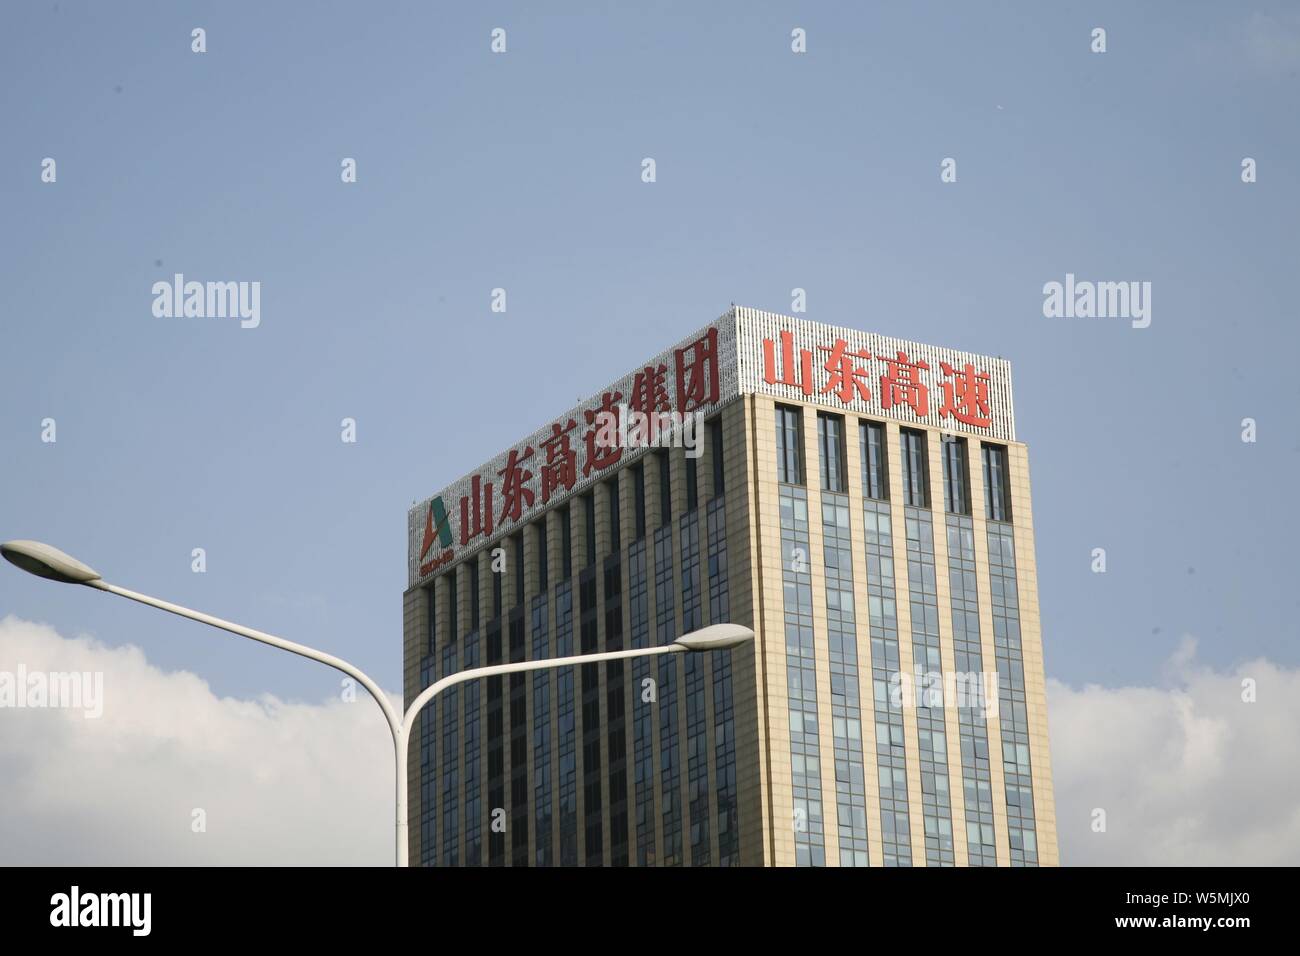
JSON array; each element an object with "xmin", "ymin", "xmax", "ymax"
[{"xmin": 402, "ymin": 348, "xmax": 1056, "ymax": 867}]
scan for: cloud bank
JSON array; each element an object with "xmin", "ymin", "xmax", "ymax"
[
  {"xmin": 0, "ymin": 615, "xmax": 391, "ymax": 865},
  {"xmin": 2, "ymin": 617, "xmax": 1297, "ymax": 865},
  {"xmin": 1050, "ymin": 637, "xmax": 1300, "ymax": 866}
]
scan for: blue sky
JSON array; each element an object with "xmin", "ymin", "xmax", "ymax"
[{"xmin": 2, "ymin": 0, "xmax": 1297, "ymax": 708}]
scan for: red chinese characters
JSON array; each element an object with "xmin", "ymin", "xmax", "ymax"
[
  {"xmin": 629, "ymin": 363, "xmax": 671, "ymax": 444},
  {"xmin": 819, "ymin": 339, "xmax": 873, "ymax": 403},
  {"xmin": 763, "ymin": 329, "xmax": 814, "ymax": 395},
  {"xmin": 675, "ymin": 327, "xmax": 719, "ymax": 413},
  {"xmin": 497, "ymin": 445, "xmax": 535, "ymax": 524},
  {"xmin": 539, "ymin": 419, "xmax": 578, "ymax": 504},
  {"xmin": 459, "ymin": 474, "xmax": 494, "ymax": 546},
  {"xmin": 879, "ymin": 350, "xmax": 930, "ymax": 417},
  {"xmin": 758, "ymin": 331, "xmax": 996, "ymax": 430},
  {"xmin": 938, "ymin": 361, "xmax": 992, "ymax": 428},
  {"xmin": 582, "ymin": 391, "xmax": 624, "ymax": 476}
]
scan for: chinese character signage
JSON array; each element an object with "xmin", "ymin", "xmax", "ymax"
[{"xmin": 409, "ymin": 307, "xmax": 1013, "ymax": 586}]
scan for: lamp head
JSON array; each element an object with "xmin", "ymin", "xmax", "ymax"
[
  {"xmin": 1, "ymin": 540, "xmax": 101, "ymax": 585},
  {"xmin": 673, "ymin": 623, "xmax": 754, "ymax": 652}
]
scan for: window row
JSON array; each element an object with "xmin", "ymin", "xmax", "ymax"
[{"xmin": 777, "ymin": 405, "xmax": 1012, "ymax": 521}]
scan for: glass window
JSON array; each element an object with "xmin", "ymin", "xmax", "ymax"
[
  {"xmin": 607, "ymin": 477, "xmax": 621, "ymax": 553},
  {"xmin": 900, "ymin": 428, "xmax": 929, "ymax": 508},
  {"xmin": 632, "ymin": 462, "xmax": 646, "ymax": 539},
  {"xmin": 776, "ymin": 405, "xmax": 803, "ymax": 484},
  {"xmin": 658, "ymin": 452, "xmax": 672, "ymax": 526},
  {"xmin": 536, "ymin": 522, "xmax": 549, "ymax": 592},
  {"xmin": 685, "ymin": 454, "xmax": 698, "ymax": 512},
  {"xmin": 710, "ymin": 416, "xmax": 725, "ymax": 498},
  {"xmin": 583, "ymin": 492, "xmax": 596, "ymax": 566},
  {"xmin": 982, "ymin": 443, "xmax": 1011, "ymax": 521},
  {"xmin": 817, "ymin": 413, "xmax": 846, "ymax": 492},
  {"xmin": 468, "ymin": 558, "xmax": 481, "ymax": 628},
  {"xmin": 560, "ymin": 506, "xmax": 572, "ymax": 580},
  {"xmin": 860, "ymin": 421, "xmax": 888, "ymax": 500},
  {"xmin": 513, "ymin": 533, "xmax": 524, "ymax": 605},
  {"xmin": 942, "ymin": 436, "xmax": 970, "ymax": 515}
]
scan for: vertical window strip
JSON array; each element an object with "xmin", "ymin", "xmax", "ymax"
[
  {"xmin": 463, "ymin": 626, "xmax": 482, "ymax": 865},
  {"xmin": 509, "ymin": 610, "xmax": 529, "ymax": 865},
  {"xmin": 862, "ymin": 498, "xmax": 912, "ymax": 865},
  {"xmin": 680, "ymin": 511, "xmax": 710, "ymax": 865},
  {"xmin": 439, "ymin": 635, "xmax": 459, "ymax": 866},
  {"xmin": 486, "ymin": 619, "xmax": 504, "ymax": 867},
  {"xmin": 776, "ymin": 405, "xmax": 803, "ymax": 485},
  {"xmin": 904, "ymin": 506, "xmax": 956, "ymax": 865},
  {"xmin": 654, "ymin": 525, "xmax": 683, "ymax": 864},
  {"xmin": 604, "ymin": 555, "xmax": 629, "ymax": 866},
  {"xmin": 531, "ymin": 593, "xmax": 552, "ymax": 865},
  {"xmin": 820, "ymin": 492, "xmax": 869, "ymax": 866},
  {"xmin": 987, "ymin": 521, "xmax": 1038, "ymax": 865},
  {"xmin": 945, "ymin": 515, "xmax": 997, "ymax": 865},
  {"xmin": 555, "ymin": 582, "xmax": 577, "ymax": 865},
  {"xmin": 861, "ymin": 421, "xmax": 888, "ymax": 501},
  {"xmin": 419, "ymin": 655, "xmax": 436, "ymax": 866},
  {"xmin": 578, "ymin": 567, "xmax": 602, "ymax": 865},
  {"xmin": 781, "ymin": 486, "xmax": 825, "ymax": 865},
  {"xmin": 707, "ymin": 496, "xmax": 738, "ymax": 866},
  {"xmin": 628, "ymin": 539, "xmax": 656, "ymax": 865},
  {"xmin": 818, "ymin": 414, "xmax": 846, "ymax": 493},
  {"xmin": 943, "ymin": 438, "xmax": 969, "ymax": 516}
]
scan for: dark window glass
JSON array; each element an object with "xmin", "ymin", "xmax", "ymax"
[
  {"xmin": 537, "ymin": 522, "xmax": 549, "ymax": 592},
  {"xmin": 817, "ymin": 413, "xmax": 846, "ymax": 492},
  {"xmin": 583, "ymin": 493, "xmax": 596, "ymax": 567},
  {"xmin": 658, "ymin": 452, "xmax": 672, "ymax": 526},
  {"xmin": 608, "ymin": 477, "xmax": 621, "ymax": 553},
  {"xmin": 861, "ymin": 421, "xmax": 888, "ymax": 501},
  {"xmin": 982, "ymin": 444, "xmax": 1011, "ymax": 522},
  {"xmin": 426, "ymin": 583, "xmax": 436, "ymax": 654},
  {"xmin": 560, "ymin": 506, "xmax": 572, "ymax": 580},
  {"xmin": 633, "ymin": 462, "xmax": 647, "ymax": 539},
  {"xmin": 513, "ymin": 533, "xmax": 525, "ymax": 604},
  {"xmin": 447, "ymin": 570, "xmax": 458, "ymax": 637},
  {"xmin": 685, "ymin": 455, "xmax": 698, "ymax": 512},
  {"xmin": 469, "ymin": 558, "xmax": 480, "ymax": 628},
  {"xmin": 492, "ymin": 553, "xmax": 503, "ymax": 618},
  {"xmin": 942, "ymin": 437, "xmax": 970, "ymax": 515},
  {"xmin": 776, "ymin": 405, "xmax": 803, "ymax": 484},
  {"xmin": 710, "ymin": 417, "xmax": 725, "ymax": 497},
  {"xmin": 901, "ymin": 428, "xmax": 929, "ymax": 508}
]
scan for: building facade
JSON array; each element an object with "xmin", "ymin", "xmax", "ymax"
[{"xmin": 402, "ymin": 306, "xmax": 1058, "ymax": 866}]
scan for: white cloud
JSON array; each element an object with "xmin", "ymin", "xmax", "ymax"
[
  {"xmin": 1049, "ymin": 637, "xmax": 1300, "ymax": 865},
  {"xmin": 0, "ymin": 615, "xmax": 391, "ymax": 865},
  {"xmin": 4, "ymin": 616, "xmax": 1298, "ymax": 866}
]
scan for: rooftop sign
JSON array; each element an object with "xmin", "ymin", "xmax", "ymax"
[{"xmin": 408, "ymin": 306, "xmax": 1014, "ymax": 586}]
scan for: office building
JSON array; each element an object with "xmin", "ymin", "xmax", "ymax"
[{"xmin": 403, "ymin": 306, "xmax": 1058, "ymax": 866}]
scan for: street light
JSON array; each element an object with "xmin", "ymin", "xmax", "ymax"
[{"xmin": 2, "ymin": 539, "xmax": 755, "ymax": 866}]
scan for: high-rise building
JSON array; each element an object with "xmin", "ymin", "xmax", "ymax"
[{"xmin": 403, "ymin": 306, "xmax": 1057, "ymax": 866}]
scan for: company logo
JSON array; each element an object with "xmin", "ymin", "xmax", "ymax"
[
  {"xmin": 418, "ymin": 497, "xmax": 454, "ymax": 576},
  {"xmin": 50, "ymin": 886, "xmax": 151, "ymax": 936}
]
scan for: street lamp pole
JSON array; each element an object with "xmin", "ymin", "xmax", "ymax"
[{"xmin": 2, "ymin": 539, "xmax": 754, "ymax": 867}]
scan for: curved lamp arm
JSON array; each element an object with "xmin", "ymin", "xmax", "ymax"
[
  {"xmin": 401, "ymin": 642, "xmax": 687, "ymax": 734},
  {"xmin": 90, "ymin": 580, "xmax": 401, "ymax": 740}
]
